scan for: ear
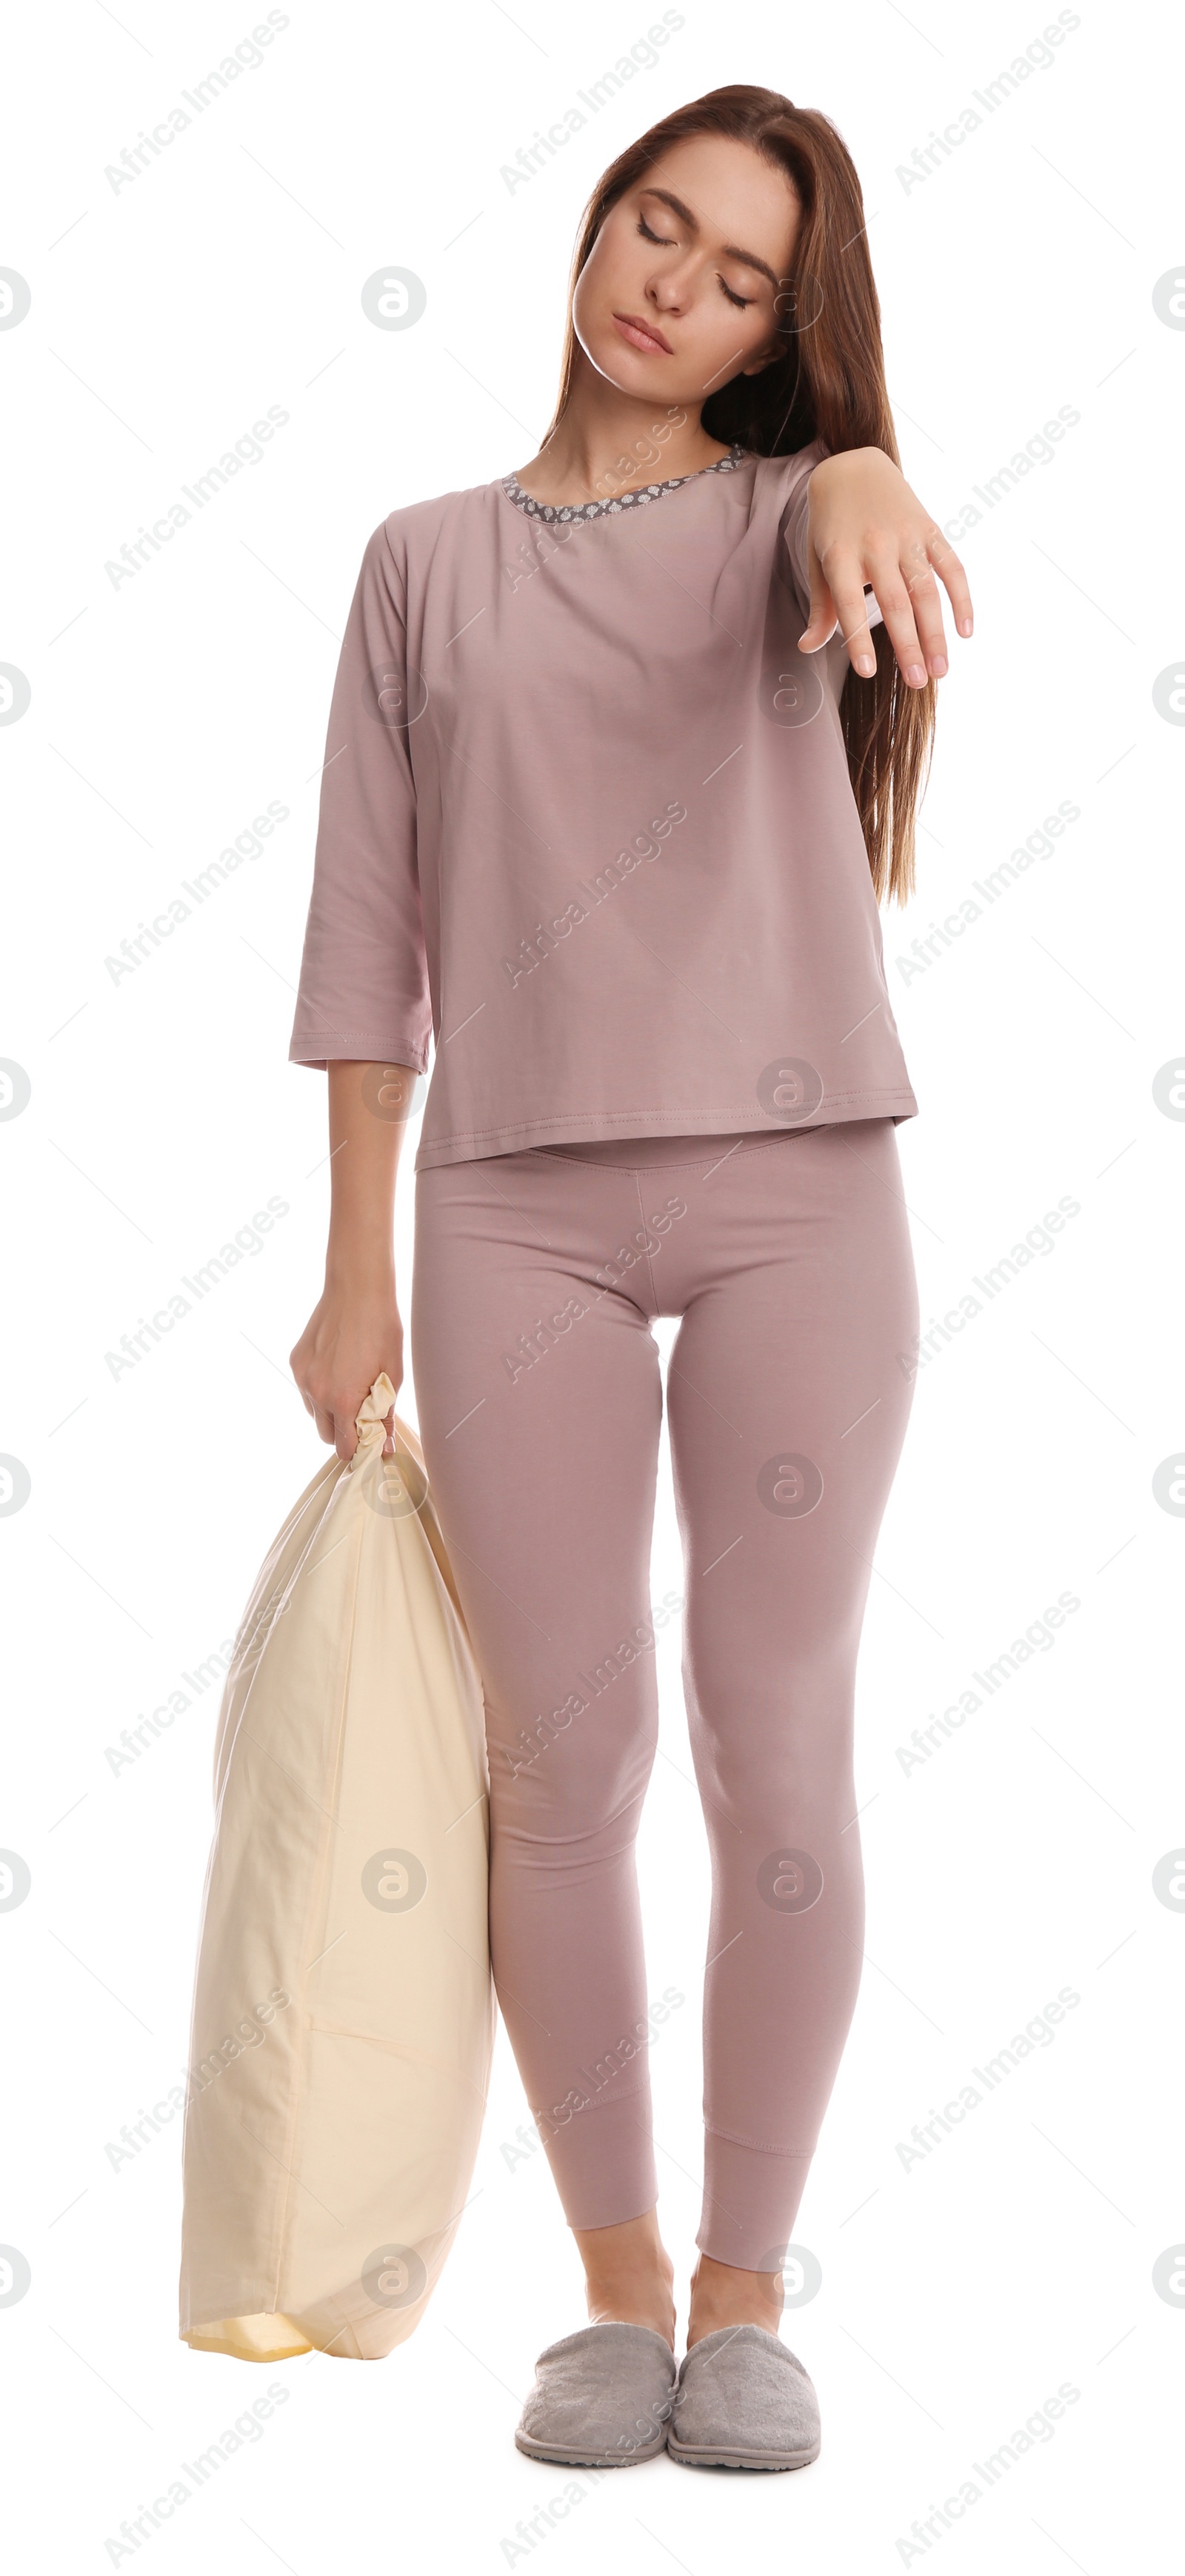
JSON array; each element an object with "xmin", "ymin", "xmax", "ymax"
[{"xmin": 739, "ymin": 338, "xmax": 784, "ymax": 379}]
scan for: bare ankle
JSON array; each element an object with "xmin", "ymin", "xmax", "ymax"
[
  {"xmin": 573, "ymin": 2210, "xmax": 675, "ymax": 2345},
  {"xmin": 687, "ymin": 2253, "xmax": 783, "ymax": 2347}
]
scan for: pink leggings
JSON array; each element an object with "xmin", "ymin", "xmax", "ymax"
[{"xmin": 410, "ymin": 1120, "xmax": 918, "ymax": 2269}]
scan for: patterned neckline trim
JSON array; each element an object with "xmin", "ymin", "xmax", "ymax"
[{"xmin": 501, "ymin": 442, "xmax": 747, "ymax": 525}]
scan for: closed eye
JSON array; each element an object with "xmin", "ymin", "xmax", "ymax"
[{"xmin": 636, "ymin": 216, "xmax": 752, "ymax": 310}]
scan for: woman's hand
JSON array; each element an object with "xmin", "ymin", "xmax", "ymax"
[
  {"xmin": 290, "ymin": 1276, "xmax": 403, "ymax": 1463},
  {"xmin": 289, "ymin": 1058, "xmax": 418, "ymax": 1461},
  {"xmin": 800, "ymin": 446, "xmax": 972, "ymax": 689}
]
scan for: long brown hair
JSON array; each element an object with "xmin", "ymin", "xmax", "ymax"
[{"xmin": 544, "ymin": 84, "xmax": 935, "ymax": 907}]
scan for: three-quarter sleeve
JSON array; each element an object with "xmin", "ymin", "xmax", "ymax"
[{"xmin": 288, "ymin": 521, "xmax": 433, "ymax": 1074}]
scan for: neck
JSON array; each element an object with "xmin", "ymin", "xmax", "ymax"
[{"xmin": 514, "ymin": 350, "xmax": 730, "ymax": 506}]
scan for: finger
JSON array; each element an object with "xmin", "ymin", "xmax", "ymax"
[
  {"xmin": 858, "ymin": 551, "xmax": 930, "ymax": 688},
  {"xmin": 312, "ymin": 1403, "xmax": 336, "ymax": 1446},
  {"xmin": 333, "ymin": 1407, "xmax": 359, "ymax": 1464},
  {"xmin": 824, "ymin": 558, "xmax": 887, "ymax": 680},
  {"xmin": 798, "ymin": 566, "xmax": 838, "ymax": 656},
  {"xmin": 898, "ymin": 542, "xmax": 949, "ymax": 675},
  {"xmin": 923, "ymin": 525, "xmax": 974, "ymax": 637}
]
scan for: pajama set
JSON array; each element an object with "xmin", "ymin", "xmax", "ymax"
[{"xmin": 290, "ymin": 435, "xmax": 921, "ymax": 2268}]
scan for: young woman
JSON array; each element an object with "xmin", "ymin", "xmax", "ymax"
[{"xmin": 290, "ymin": 84, "xmax": 970, "ymax": 2471}]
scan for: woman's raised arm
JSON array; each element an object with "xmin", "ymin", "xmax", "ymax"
[{"xmin": 800, "ymin": 445, "xmax": 972, "ymax": 688}]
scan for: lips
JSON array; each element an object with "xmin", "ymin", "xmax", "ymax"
[{"xmin": 612, "ymin": 311, "xmax": 672, "ymax": 356}]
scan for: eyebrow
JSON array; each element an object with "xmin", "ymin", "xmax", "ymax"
[{"xmin": 638, "ymin": 187, "xmax": 782, "ymax": 292}]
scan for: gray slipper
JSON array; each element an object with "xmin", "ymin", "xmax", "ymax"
[
  {"xmin": 514, "ymin": 2320, "xmax": 677, "ymax": 2466},
  {"xmin": 666, "ymin": 2323, "xmax": 821, "ymax": 2471}
]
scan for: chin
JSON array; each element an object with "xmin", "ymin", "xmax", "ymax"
[{"xmin": 578, "ymin": 321, "xmax": 677, "ymax": 402}]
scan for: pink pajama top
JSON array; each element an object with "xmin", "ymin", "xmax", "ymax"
[{"xmin": 289, "ymin": 438, "xmax": 918, "ymax": 1168}]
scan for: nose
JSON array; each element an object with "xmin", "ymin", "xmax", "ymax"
[{"xmin": 647, "ymin": 264, "xmax": 691, "ymax": 316}]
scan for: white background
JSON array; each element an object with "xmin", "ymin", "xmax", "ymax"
[{"xmin": 2, "ymin": 0, "xmax": 1182, "ymax": 2567}]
